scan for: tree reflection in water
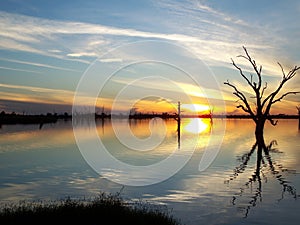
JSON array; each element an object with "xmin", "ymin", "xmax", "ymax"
[{"xmin": 225, "ymin": 136, "xmax": 298, "ymax": 218}]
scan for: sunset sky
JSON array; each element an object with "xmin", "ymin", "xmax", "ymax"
[{"xmin": 0, "ymin": 0, "xmax": 299, "ymax": 115}]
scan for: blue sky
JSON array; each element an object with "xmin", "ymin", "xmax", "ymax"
[{"xmin": 0, "ymin": 0, "xmax": 299, "ymax": 114}]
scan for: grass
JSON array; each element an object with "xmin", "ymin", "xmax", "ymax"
[{"xmin": 0, "ymin": 192, "xmax": 181, "ymax": 225}]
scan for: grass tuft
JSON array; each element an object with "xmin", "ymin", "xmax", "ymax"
[{"xmin": 0, "ymin": 193, "xmax": 181, "ymax": 225}]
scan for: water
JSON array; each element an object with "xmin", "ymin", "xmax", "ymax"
[{"xmin": 0, "ymin": 118, "xmax": 299, "ymax": 224}]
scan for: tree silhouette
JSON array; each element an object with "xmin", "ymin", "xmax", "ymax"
[
  {"xmin": 224, "ymin": 46, "xmax": 300, "ymax": 140},
  {"xmin": 226, "ymin": 139, "xmax": 298, "ymax": 218}
]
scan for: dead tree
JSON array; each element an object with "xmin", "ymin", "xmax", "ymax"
[{"xmin": 224, "ymin": 47, "xmax": 300, "ymax": 141}]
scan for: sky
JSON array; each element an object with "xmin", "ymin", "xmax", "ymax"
[{"xmin": 0, "ymin": 0, "xmax": 299, "ymax": 115}]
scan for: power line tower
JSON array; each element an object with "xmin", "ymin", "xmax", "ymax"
[
  {"xmin": 297, "ymin": 105, "xmax": 300, "ymax": 130},
  {"xmin": 177, "ymin": 101, "xmax": 181, "ymax": 121}
]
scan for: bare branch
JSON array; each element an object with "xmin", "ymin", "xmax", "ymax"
[
  {"xmin": 259, "ymin": 65, "xmax": 262, "ymax": 75},
  {"xmin": 224, "ymin": 80, "xmax": 255, "ymax": 118},
  {"xmin": 237, "ymin": 104, "xmax": 251, "ymax": 114},
  {"xmin": 262, "ymin": 64, "xmax": 300, "ymax": 114},
  {"xmin": 241, "ymin": 46, "xmax": 263, "ymax": 89},
  {"xmin": 272, "ymin": 91, "xmax": 300, "ymax": 104},
  {"xmin": 277, "ymin": 62, "xmax": 286, "ymax": 78},
  {"xmin": 231, "ymin": 58, "xmax": 255, "ymax": 90},
  {"xmin": 278, "ymin": 63, "xmax": 300, "ymax": 81},
  {"xmin": 260, "ymin": 82, "xmax": 267, "ymax": 99},
  {"xmin": 286, "ymin": 65, "xmax": 300, "ymax": 79}
]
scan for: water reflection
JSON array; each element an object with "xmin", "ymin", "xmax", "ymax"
[
  {"xmin": 226, "ymin": 135, "xmax": 298, "ymax": 217},
  {"xmin": 1, "ymin": 119, "xmax": 299, "ymax": 224},
  {"xmin": 177, "ymin": 118, "xmax": 212, "ymax": 149},
  {"xmin": 183, "ymin": 118, "xmax": 210, "ymax": 134}
]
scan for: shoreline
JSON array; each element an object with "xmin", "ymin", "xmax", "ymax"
[{"xmin": 0, "ymin": 193, "xmax": 181, "ymax": 225}]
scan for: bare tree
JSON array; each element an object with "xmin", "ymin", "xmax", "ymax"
[{"xmin": 224, "ymin": 47, "xmax": 300, "ymax": 141}]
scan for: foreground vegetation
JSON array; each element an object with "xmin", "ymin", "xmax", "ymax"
[{"xmin": 0, "ymin": 193, "xmax": 181, "ymax": 225}]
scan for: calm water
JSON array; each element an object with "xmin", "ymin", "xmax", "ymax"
[{"xmin": 0, "ymin": 118, "xmax": 299, "ymax": 224}]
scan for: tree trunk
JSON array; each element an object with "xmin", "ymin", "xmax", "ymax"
[
  {"xmin": 255, "ymin": 119, "xmax": 265, "ymax": 144},
  {"xmin": 255, "ymin": 143, "xmax": 263, "ymax": 177}
]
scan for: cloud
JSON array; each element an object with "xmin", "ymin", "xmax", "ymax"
[
  {"xmin": 155, "ymin": 0, "xmax": 295, "ymax": 76},
  {"xmin": 0, "ymin": 58, "xmax": 82, "ymax": 73},
  {"xmin": 0, "ymin": 10, "xmax": 268, "ymax": 68},
  {"xmin": 0, "ymin": 37, "xmax": 45, "ymax": 55},
  {"xmin": 111, "ymin": 76, "xmax": 223, "ymax": 102},
  {"xmin": 0, "ymin": 83, "xmax": 73, "ymax": 95},
  {"xmin": 99, "ymin": 58, "xmax": 123, "ymax": 63},
  {"xmin": 0, "ymin": 83, "xmax": 75, "ymax": 105},
  {"xmin": 0, "ymin": 1, "xmax": 298, "ymax": 76},
  {"xmin": 0, "ymin": 66, "xmax": 42, "ymax": 74},
  {"xmin": 48, "ymin": 49, "xmax": 62, "ymax": 53},
  {"xmin": 67, "ymin": 52, "xmax": 98, "ymax": 58},
  {"xmin": 0, "ymin": 6, "xmax": 291, "ymax": 81}
]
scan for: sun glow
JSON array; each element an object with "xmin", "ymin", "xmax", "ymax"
[
  {"xmin": 184, "ymin": 118, "xmax": 210, "ymax": 134},
  {"xmin": 181, "ymin": 104, "xmax": 210, "ymax": 113}
]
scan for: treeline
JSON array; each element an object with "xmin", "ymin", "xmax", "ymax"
[
  {"xmin": 0, "ymin": 111, "xmax": 69, "ymax": 125},
  {"xmin": 1, "ymin": 110, "xmax": 298, "ymax": 125}
]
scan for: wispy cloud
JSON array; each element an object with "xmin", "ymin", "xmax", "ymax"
[
  {"xmin": 1, "ymin": 1, "xmax": 298, "ymax": 73},
  {"xmin": 0, "ymin": 66, "xmax": 42, "ymax": 74},
  {"xmin": 0, "ymin": 83, "xmax": 73, "ymax": 95},
  {"xmin": 99, "ymin": 58, "xmax": 123, "ymax": 63},
  {"xmin": 0, "ymin": 58, "xmax": 82, "ymax": 73},
  {"xmin": 111, "ymin": 76, "xmax": 223, "ymax": 102},
  {"xmin": 0, "ymin": 38, "xmax": 45, "ymax": 55},
  {"xmin": 0, "ymin": 10, "xmax": 269, "ymax": 70},
  {"xmin": 0, "ymin": 83, "xmax": 74, "ymax": 105},
  {"xmin": 155, "ymin": 0, "xmax": 293, "ymax": 75},
  {"xmin": 67, "ymin": 52, "xmax": 98, "ymax": 58}
]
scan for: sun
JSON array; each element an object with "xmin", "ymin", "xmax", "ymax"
[{"xmin": 181, "ymin": 104, "xmax": 210, "ymax": 113}]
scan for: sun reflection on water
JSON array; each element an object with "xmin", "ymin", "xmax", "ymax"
[{"xmin": 183, "ymin": 118, "xmax": 210, "ymax": 134}]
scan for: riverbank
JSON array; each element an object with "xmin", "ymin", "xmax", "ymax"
[{"xmin": 0, "ymin": 193, "xmax": 181, "ymax": 225}]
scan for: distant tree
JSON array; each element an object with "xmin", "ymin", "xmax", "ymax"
[
  {"xmin": 130, "ymin": 107, "xmax": 138, "ymax": 116},
  {"xmin": 224, "ymin": 47, "xmax": 300, "ymax": 141},
  {"xmin": 0, "ymin": 111, "xmax": 5, "ymax": 116}
]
